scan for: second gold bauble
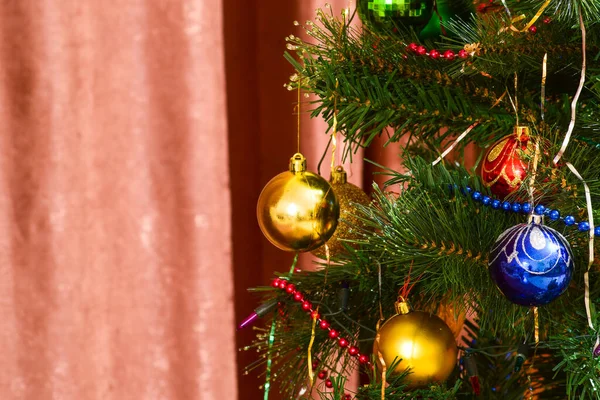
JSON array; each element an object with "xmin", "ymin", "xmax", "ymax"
[
  {"xmin": 257, "ymin": 153, "xmax": 339, "ymax": 252},
  {"xmin": 312, "ymin": 166, "xmax": 370, "ymax": 259},
  {"xmin": 373, "ymin": 300, "xmax": 458, "ymax": 388}
]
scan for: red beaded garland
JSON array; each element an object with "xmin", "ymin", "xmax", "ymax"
[
  {"xmin": 285, "ymin": 284, "xmax": 296, "ymax": 294},
  {"xmin": 293, "ymin": 291, "xmax": 304, "ymax": 302},
  {"xmin": 458, "ymin": 49, "xmax": 468, "ymax": 59},
  {"xmin": 338, "ymin": 338, "xmax": 349, "ymax": 348},
  {"xmin": 348, "ymin": 346, "xmax": 359, "ymax": 356},
  {"xmin": 278, "ymin": 280, "xmax": 287, "ymax": 290},
  {"xmin": 528, "ymin": 25, "xmax": 537, "ymax": 34},
  {"xmin": 312, "ymin": 358, "xmax": 320, "ymax": 369},
  {"xmin": 272, "ymin": 278, "xmax": 281, "ymax": 288},
  {"xmin": 429, "ymin": 49, "xmax": 440, "ymax": 59},
  {"xmin": 344, "ymin": 394, "xmax": 352, "ymax": 400},
  {"xmin": 325, "ymin": 379, "xmax": 334, "ymax": 388},
  {"xmin": 543, "ymin": 17, "xmax": 551, "ymax": 24},
  {"xmin": 310, "ymin": 311, "xmax": 321, "ymax": 320},
  {"xmin": 358, "ymin": 354, "xmax": 369, "ymax": 364},
  {"xmin": 443, "ymin": 50, "xmax": 455, "ymax": 61},
  {"xmin": 301, "ymin": 300, "xmax": 312, "ymax": 311},
  {"xmin": 407, "ymin": 42, "xmax": 418, "ymax": 52},
  {"xmin": 416, "ymin": 45, "xmax": 427, "ymax": 55},
  {"xmin": 328, "ymin": 329, "xmax": 339, "ymax": 339},
  {"xmin": 319, "ymin": 320, "xmax": 330, "ymax": 330},
  {"xmin": 318, "ymin": 370, "xmax": 328, "ymax": 380}
]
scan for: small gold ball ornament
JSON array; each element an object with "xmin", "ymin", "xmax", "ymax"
[
  {"xmin": 312, "ymin": 166, "xmax": 371, "ymax": 259},
  {"xmin": 257, "ymin": 153, "xmax": 339, "ymax": 252},
  {"xmin": 373, "ymin": 299, "xmax": 458, "ymax": 388}
]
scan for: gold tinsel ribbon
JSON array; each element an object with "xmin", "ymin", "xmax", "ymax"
[
  {"xmin": 564, "ymin": 162, "xmax": 595, "ymax": 331},
  {"xmin": 431, "ymin": 123, "xmax": 479, "ymax": 166},
  {"xmin": 376, "ymin": 260, "xmax": 386, "ymax": 400},
  {"xmin": 308, "ymin": 245, "xmax": 331, "ymax": 388},
  {"xmin": 554, "ymin": 9, "xmax": 586, "ymax": 164}
]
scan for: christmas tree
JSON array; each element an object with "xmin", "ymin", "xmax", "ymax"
[{"xmin": 241, "ymin": 1, "xmax": 600, "ymax": 398}]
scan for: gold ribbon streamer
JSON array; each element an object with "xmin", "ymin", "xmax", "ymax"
[
  {"xmin": 376, "ymin": 338, "xmax": 387, "ymax": 400},
  {"xmin": 307, "ymin": 313, "xmax": 318, "ymax": 387},
  {"xmin": 541, "ymin": 53, "xmax": 547, "ymax": 121},
  {"xmin": 431, "ymin": 123, "xmax": 479, "ymax": 166},
  {"xmin": 554, "ymin": 9, "xmax": 586, "ymax": 165},
  {"xmin": 331, "ymin": 80, "xmax": 339, "ymax": 171},
  {"xmin": 533, "ymin": 306, "xmax": 539, "ymax": 344},
  {"xmin": 565, "ymin": 162, "xmax": 595, "ymax": 330},
  {"xmin": 520, "ymin": 0, "xmax": 551, "ymax": 31}
]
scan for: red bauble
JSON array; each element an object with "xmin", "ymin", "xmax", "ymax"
[{"xmin": 481, "ymin": 126, "xmax": 533, "ymax": 198}]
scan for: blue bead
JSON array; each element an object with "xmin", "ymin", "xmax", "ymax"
[
  {"xmin": 595, "ymin": 226, "xmax": 600, "ymax": 236},
  {"xmin": 466, "ymin": 186, "xmax": 473, "ymax": 193},
  {"xmin": 489, "ymin": 223, "xmax": 574, "ymax": 306},
  {"xmin": 549, "ymin": 210, "xmax": 560, "ymax": 220},
  {"xmin": 534, "ymin": 205, "xmax": 545, "ymax": 215},
  {"xmin": 511, "ymin": 203, "xmax": 521, "ymax": 213},
  {"xmin": 564, "ymin": 215, "xmax": 575, "ymax": 226},
  {"xmin": 482, "ymin": 196, "xmax": 491, "ymax": 206},
  {"xmin": 521, "ymin": 203, "xmax": 531, "ymax": 213},
  {"xmin": 578, "ymin": 221, "xmax": 590, "ymax": 232},
  {"xmin": 492, "ymin": 199, "xmax": 501, "ymax": 209},
  {"xmin": 472, "ymin": 191, "xmax": 482, "ymax": 201},
  {"xmin": 502, "ymin": 201, "xmax": 511, "ymax": 211}
]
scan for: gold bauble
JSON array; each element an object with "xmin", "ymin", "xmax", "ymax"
[
  {"xmin": 373, "ymin": 300, "xmax": 458, "ymax": 388},
  {"xmin": 312, "ymin": 166, "xmax": 371, "ymax": 258},
  {"xmin": 257, "ymin": 153, "xmax": 339, "ymax": 252}
]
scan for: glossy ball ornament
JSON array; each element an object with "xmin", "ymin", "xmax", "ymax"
[
  {"xmin": 481, "ymin": 125, "xmax": 534, "ymax": 198},
  {"xmin": 312, "ymin": 166, "xmax": 371, "ymax": 259},
  {"xmin": 419, "ymin": 0, "xmax": 473, "ymax": 39},
  {"xmin": 358, "ymin": 0, "xmax": 433, "ymax": 34},
  {"xmin": 373, "ymin": 300, "xmax": 458, "ymax": 388},
  {"xmin": 257, "ymin": 153, "xmax": 339, "ymax": 252},
  {"xmin": 489, "ymin": 220, "xmax": 574, "ymax": 306}
]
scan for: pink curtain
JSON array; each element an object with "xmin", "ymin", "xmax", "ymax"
[{"xmin": 0, "ymin": 1, "xmax": 236, "ymax": 399}]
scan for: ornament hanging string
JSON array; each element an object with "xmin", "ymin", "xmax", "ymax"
[
  {"xmin": 564, "ymin": 162, "xmax": 595, "ymax": 331},
  {"xmin": 540, "ymin": 53, "xmax": 547, "ymax": 121},
  {"xmin": 297, "ymin": 84, "xmax": 302, "ymax": 153},
  {"xmin": 499, "ymin": 0, "xmax": 512, "ymax": 18},
  {"xmin": 331, "ymin": 79, "xmax": 339, "ymax": 171},
  {"xmin": 554, "ymin": 8, "xmax": 586, "ymax": 165}
]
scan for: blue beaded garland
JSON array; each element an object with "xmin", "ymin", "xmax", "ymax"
[
  {"xmin": 472, "ymin": 191, "xmax": 482, "ymax": 201},
  {"xmin": 492, "ymin": 200, "xmax": 501, "ymax": 209},
  {"xmin": 502, "ymin": 201, "xmax": 511, "ymax": 211},
  {"xmin": 549, "ymin": 210, "xmax": 560, "ymax": 221},
  {"xmin": 482, "ymin": 196, "xmax": 491, "ymax": 206},
  {"xmin": 489, "ymin": 222, "xmax": 574, "ymax": 306},
  {"xmin": 511, "ymin": 203, "xmax": 521, "ymax": 213},
  {"xmin": 595, "ymin": 227, "xmax": 600, "ymax": 237},
  {"xmin": 521, "ymin": 203, "xmax": 531, "ymax": 213},
  {"xmin": 534, "ymin": 205, "xmax": 545, "ymax": 215},
  {"xmin": 564, "ymin": 215, "xmax": 575, "ymax": 226},
  {"xmin": 578, "ymin": 221, "xmax": 590, "ymax": 232}
]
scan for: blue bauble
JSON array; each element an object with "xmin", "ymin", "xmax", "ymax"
[{"xmin": 488, "ymin": 223, "xmax": 574, "ymax": 306}]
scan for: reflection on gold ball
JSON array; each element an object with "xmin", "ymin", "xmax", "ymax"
[
  {"xmin": 313, "ymin": 166, "xmax": 370, "ymax": 259},
  {"xmin": 373, "ymin": 303, "xmax": 458, "ymax": 388},
  {"xmin": 257, "ymin": 153, "xmax": 339, "ymax": 252}
]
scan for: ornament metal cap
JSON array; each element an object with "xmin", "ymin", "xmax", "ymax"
[
  {"xmin": 514, "ymin": 125, "xmax": 530, "ymax": 141},
  {"xmin": 331, "ymin": 165, "xmax": 348, "ymax": 184},
  {"xmin": 394, "ymin": 297, "xmax": 411, "ymax": 315},
  {"xmin": 289, "ymin": 153, "xmax": 307, "ymax": 173}
]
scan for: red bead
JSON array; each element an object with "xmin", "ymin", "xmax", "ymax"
[
  {"xmin": 285, "ymin": 284, "xmax": 296, "ymax": 294},
  {"xmin": 328, "ymin": 329, "xmax": 339, "ymax": 339},
  {"xmin": 528, "ymin": 25, "xmax": 537, "ymax": 33},
  {"xmin": 338, "ymin": 338, "xmax": 349, "ymax": 348},
  {"xmin": 310, "ymin": 311, "xmax": 321, "ymax": 320},
  {"xmin": 429, "ymin": 49, "xmax": 440, "ymax": 59},
  {"xmin": 293, "ymin": 291, "xmax": 304, "ymax": 302},
  {"xmin": 458, "ymin": 49, "xmax": 468, "ymax": 59},
  {"xmin": 325, "ymin": 379, "xmax": 333, "ymax": 389},
  {"xmin": 344, "ymin": 395, "xmax": 352, "ymax": 400},
  {"xmin": 271, "ymin": 278, "xmax": 281, "ymax": 288},
  {"xmin": 416, "ymin": 45, "xmax": 427, "ymax": 55},
  {"xmin": 358, "ymin": 354, "xmax": 369, "ymax": 364},
  {"xmin": 407, "ymin": 42, "xmax": 418, "ymax": 52},
  {"xmin": 301, "ymin": 301, "xmax": 312, "ymax": 311},
  {"xmin": 543, "ymin": 17, "xmax": 551, "ymax": 24},
  {"xmin": 443, "ymin": 50, "xmax": 455, "ymax": 61},
  {"xmin": 319, "ymin": 320, "xmax": 330, "ymax": 330},
  {"xmin": 317, "ymin": 370, "xmax": 328, "ymax": 380},
  {"xmin": 312, "ymin": 358, "xmax": 320, "ymax": 369},
  {"xmin": 348, "ymin": 346, "xmax": 359, "ymax": 356},
  {"xmin": 278, "ymin": 280, "xmax": 287, "ymax": 290}
]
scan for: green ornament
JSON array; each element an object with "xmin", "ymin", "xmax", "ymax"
[
  {"xmin": 419, "ymin": 0, "xmax": 473, "ymax": 40},
  {"xmin": 358, "ymin": 0, "xmax": 434, "ymax": 34}
]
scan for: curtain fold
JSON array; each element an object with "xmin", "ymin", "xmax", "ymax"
[{"xmin": 0, "ymin": 1, "xmax": 236, "ymax": 399}]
